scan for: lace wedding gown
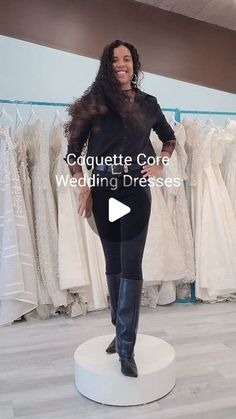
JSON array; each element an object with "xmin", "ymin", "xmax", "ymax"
[
  {"xmin": 162, "ymin": 123, "xmax": 195, "ymax": 285},
  {"xmin": 0, "ymin": 126, "xmax": 37, "ymax": 324},
  {"xmin": 23, "ymin": 118, "xmax": 70, "ymax": 309},
  {"xmin": 15, "ymin": 124, "xmax": 52, "ymax": 319},
  {"xmin": 221, "ymin": 120, "xmax": 236, "ymax": 216},
  {"xmin": 184, "ymin": 119, "xmax": 236, "ymax": 301}
]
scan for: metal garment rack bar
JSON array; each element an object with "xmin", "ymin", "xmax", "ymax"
[
  {"xmin": 1, "ymin": 100, "xmax": 236, "ymax": 304},
  {"xmin": 1, "ymin": 100, "xmax": 236, "ymax": 116},
  {"xmin": 0, "ymin": 99, "xmax": 70, "ymax": 107}
]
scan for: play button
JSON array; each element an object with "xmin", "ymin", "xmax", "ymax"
[
  {"xmin": 88, "ymin": 180, "xmax": 151, "ymax": 242},
  {"xmin": 108, "ymin": 198, "xmax": 131, "ymax": 222}
]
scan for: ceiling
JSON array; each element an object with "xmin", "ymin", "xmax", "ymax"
[{"xmin": 134, "ymin": 0, "xmax": 236, "ymax": 31}]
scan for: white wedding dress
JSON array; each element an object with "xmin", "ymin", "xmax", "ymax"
[
  {"xmin": 220, "ymin": 120, "xmax": 236, "ymax": 216},
  {"xmin": 79, "ymin": 211, "xmax": 108, "ymax": 311},
  {"xmin": 23, "ymin": 118, "xmax": 70, "ymax": 309},
  {"xmin": 77, "ymin": 164, "xmax": 108, "ymax": 311},
  {"xmin": 142, "ymin": 132, "xmax": 188, "ymax": 306},
  {"xmin": 183, "ymin": 119, "xmax": 236, "ymax": 301},
  {"xmin": 162, "ymin": 123, "xmax": 195, "ymax": 285},
  {"xmin": 50, "ymin": 121, "xmax": 90, "ymax": 291},
  {"xmin": 0, "ymin": 126, "xmax": 37, "ymax": 325},
  {"xmin": 15, "ymin": 124, "xmax": 53, "ymax": 319},
  {"xmin": 50, "ymin": 123, "xmax": 107, "ymax": 311}
]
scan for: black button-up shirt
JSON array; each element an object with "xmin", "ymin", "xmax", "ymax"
[{"xmin": 65, "ymin": 89, "xmax": 176, "ymax": 171}]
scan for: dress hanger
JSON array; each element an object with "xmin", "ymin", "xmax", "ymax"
[
  {"xmin": 0, "ymin": 104, "xmax": 14, "ymax": 125},
  {"xmin": 194, "ymin": 116, "xmax": 204, "ymax": 125},
  {"xmin": 224, "ymin": 118, "xmax": 235, "ymax": 129},
  {"xmin": 168, "ymin": 113, "xmax": 177, "ymax": 127},
  {"xmin": 26, "ymin": 103, "xmax": 38, "ymax": 125},
  {"xmin": 52, "ymin": 108, "xmax": 62, "ymax": 126},
  {"xmin": 206, "ymin": 118, "xmax": 217, "ymax": 128},
  {"xmin": 182, "ymin": 116, "xmax": 191, "ymax": 124},
  {"xmin": 15, "ymin": 105, "xmax": 23, "ymax": 130}
]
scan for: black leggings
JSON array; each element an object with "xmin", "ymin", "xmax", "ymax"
[{"xmin": 91, "ymin": 170, "xmax": 151, "ymax": 280}]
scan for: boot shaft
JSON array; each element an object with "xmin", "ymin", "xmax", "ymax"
[
  {"xmin": 106, "ymin": 273, "xmax": 121, "ymax": 326},
  {"xmin": 116, "ymin": 278, "xmax": 143, "ymax": 358}
]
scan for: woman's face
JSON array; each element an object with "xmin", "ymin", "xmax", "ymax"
[{"xmin": 112, "ymin": 45, "xmax": 134, "ymax": 90}]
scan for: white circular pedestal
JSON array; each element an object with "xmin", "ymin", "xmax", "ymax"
[{"xmin": 74, "ymin": 334, "xmax": 176, "ymax": 406}]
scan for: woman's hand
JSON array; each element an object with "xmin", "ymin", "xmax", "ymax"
[
  {"xmin": 141, "ymin": 164, "xmax": 164, "ymax": 178},
  {"xmin": 78, "ymin": 186, "xmax": 93, "ymax": 218}
]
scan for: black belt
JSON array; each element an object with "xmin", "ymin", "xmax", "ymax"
[{"xmin": 93, "ymin": 163, "xmax": 143, "ymax": 175}]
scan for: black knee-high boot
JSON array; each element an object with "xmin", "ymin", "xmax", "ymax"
[
  {"xmin": 105, "ymin": 272, "xmax": 121, "ymax": 354},
  {"xmin": 116, "ymin": 278, "xmax": 143, "ymax": 377}
]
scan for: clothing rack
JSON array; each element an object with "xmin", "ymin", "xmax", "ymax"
[
  {"xmin": 1, "ymin": 99, "xmax": 236, "ymax": 117},
  {"xmin": 1, "ymin": 99, "xmax": 236, "ymax": 305},
  {"xmin": 0, "ymin": 99, "xmax": 70, "ymax": 107}
]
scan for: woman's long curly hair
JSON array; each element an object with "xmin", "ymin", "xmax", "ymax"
[{"xmin": 64, "ymin": 40, "xmax": 143, "ymax": 142}]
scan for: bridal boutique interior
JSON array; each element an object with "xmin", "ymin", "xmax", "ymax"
[{"xmin": 1, "ymin": 0, "xmax": 236, "ymax": 417}]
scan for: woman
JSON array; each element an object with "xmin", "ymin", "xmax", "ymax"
[{"xmin": 65, "ymin": 40, "xmax": 176, "ymax": 378}]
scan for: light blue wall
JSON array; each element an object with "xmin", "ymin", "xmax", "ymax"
[{"xmin": 0, "ymin": 35, "xmax": 235, "ymax": 127}]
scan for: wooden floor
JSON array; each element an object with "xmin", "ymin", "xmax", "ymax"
[{"xmin": 1, "ymin": 301, "xmax": 236, "ymax": 419}]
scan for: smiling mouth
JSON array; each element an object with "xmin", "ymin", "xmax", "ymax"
[{"xmin": 116, "ymin": 71, "xmax": 127, "ymax": 75}]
